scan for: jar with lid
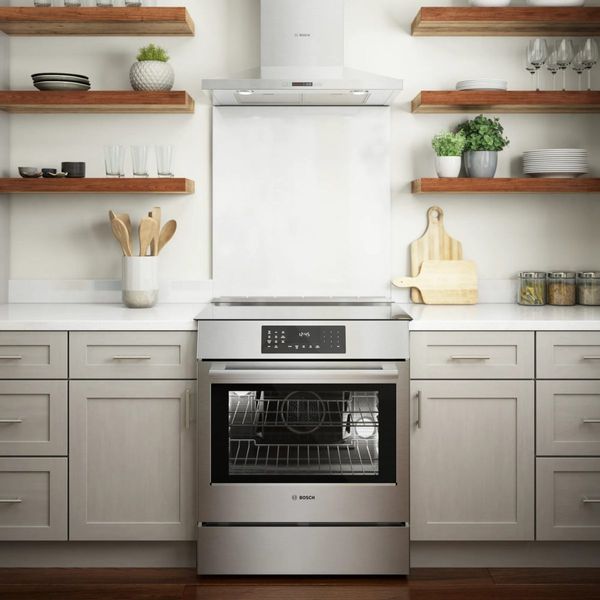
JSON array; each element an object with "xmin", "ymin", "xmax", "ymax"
[
  {"xmin": 547, "ymin": 272, "xmax": 576, "ymax": 306},
  {"xmin": 518, "ymin": 272, "xmax": 546, "ymax": 306},
  {"xmin": 577, "ymin": 272, "xmax": 600, "ymax": 306}
]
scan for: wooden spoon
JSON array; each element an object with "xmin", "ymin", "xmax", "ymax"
[
  {"xmin": 148, "ymin": 207, "xmax": 161, "ymax": 256},
  {"xmin": 108, "ymin": 210, "xmax": 132, "ymax": 241},
  {"xmin": 139, "ymin": 216, "xmax": 159, "ymax": 257},
  {"xmin": 158, "ymin": 220, "xmax": 177, "ymax": 254},
  {"xmin": 111, "ymin": 217, "xmax": 132, "ymax": 257}
]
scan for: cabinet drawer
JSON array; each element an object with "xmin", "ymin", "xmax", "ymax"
[
  {"xmin": 0, "ymin": 332, "xmax": 67, "ymax": 379},
  {"xmin": 537, "ymin": 381, "xmax": 600, "ymax": 456},
  {"xmin": 537, "ymin": 332, "xmax": 600, "ymax": 379},
  {"xmin": 537, "ymin": 458, "xmax": 600, "ymax": 541},
  {"xmin": 0, "ymin": 457, "xmax": 67, "ymax": 541},
  {"xmin": 0, "ymin": 381, "xmax": 67, "ymax": 456},
  {"xmin": 70, "ymin": 331, "xmax": 196, "ymax": 380},
  {"xmin": 410, "ymin": 332, "xmax": 534, "ymax": 380}
]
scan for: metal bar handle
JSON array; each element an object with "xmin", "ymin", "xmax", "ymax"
[
  {"xmin": 582, "ymin": 497, "xmax": 600, "ymax": 504},
  {"xmin": 209, "ymin": 366, "xmax": 399, "ymax": 380},
  {"xmin": 0, "ymin": 356, "xmax": 22, "ymax": 360},
  {"xmin": 583, "ymin": 419, "xmax": 600, "ymax": 424},
  {"xmin": 416, "ymin": 390, "xmax": 422, "ymax": 429},
  {"xmin": 0, "ymin": 498, "xmax": 22, "ymax": 504},
  {"xmin": 184, "ymin": 389, "xmax": 191, "ymax": 430},
  {"xmin": 0, "ymin": 419, "xmax": 23, "ymax": 424},
  {"xmin": 450, "ymin": 355, "xmax": 491, "ymax": 361},
  {"xmin": 582, "ymin": 356, "xmax": 600, "ymax": 361},
  {"xmin": 112, "ymin": 355, "xmax": 152, "ymax": 361}
]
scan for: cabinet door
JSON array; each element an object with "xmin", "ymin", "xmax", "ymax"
[
  {"xmin": 410, "ymin": 380, "xmax": 534, "ymax": 541},
  {"xmin": 69, "ymin": 380, "xmax": 196, "ymax": 541}
]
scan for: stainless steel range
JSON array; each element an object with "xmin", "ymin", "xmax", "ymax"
[{"xmin": 196, "ymin": 298, "xmax": 411, "ymax": 575}]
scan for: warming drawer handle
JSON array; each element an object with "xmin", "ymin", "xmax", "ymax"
[
  {"xmin": 112, "ymin": 355, "xmax": 152, "ymax": 361},
  {"xmin": 0, "ymin": 419, "xmax": 23, "ymax": 424},
  {"xmin": 582, "ymin": 356, "xmax": 600, "ymax": 361},
  {"xmin": 0, "ymin": 356, "xmax": 22, "ymax": 361},
  {"xmin": 0, "ymin": 498, "xmax": 22, "ymax": 504},
  {"xmin": 450, "ymin": 355, "xmax": 491, "ymax": 361},
  {"xmin": 582, "ymin": 497, "xmax": 600, "ymax": 504},
  {"xmin": 208, "ymin": 367, "xmax": 399, "ymax": 379},
  {"xmin": 583, "ymin": 419, "xmax": 600, "ymax": 424}
]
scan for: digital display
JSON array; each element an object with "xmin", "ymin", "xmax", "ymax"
[
  {"xmin": 292, "ymin": 82, "xmax": 314, "ymax": 87},
  {"xmin": 262, "ymin": 326, "xmax": 346, "ymax": 354}
]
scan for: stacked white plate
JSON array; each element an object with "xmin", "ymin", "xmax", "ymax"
[
  {"xmin": 32, "ymin": 72, "xmax": 91, "ymax": 91},
  {"xmin": 526, "ymin": 0, "xmax": 584, "ymax": 6},
  {"xmin": 523, "ymin": 149, "xmax": 588, "ymax": 178},
  {"xmin": 456, "ymin": 79, "xmax": 508, "ymax": 91}
]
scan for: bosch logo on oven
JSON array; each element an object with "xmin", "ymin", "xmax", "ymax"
[{"xmin": 292, "ymin": 494, "xmax": 316, "ymax": 501}]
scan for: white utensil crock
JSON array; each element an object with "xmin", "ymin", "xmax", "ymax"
[
  {"xmin": 435, "ymin": 156, "xmax": 462, "ymax": 178},
  {"xmin": 122, "ymin": 256, "xmax": 159, "ymax": 309}
]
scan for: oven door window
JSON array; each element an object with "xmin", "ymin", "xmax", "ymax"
[{"xmin": 211, "ymin": 384, "xmax": 396, "ymax": 484}]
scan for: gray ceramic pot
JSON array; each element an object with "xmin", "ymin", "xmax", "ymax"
[{"xmin": 464, "ymin": 151, "xmax": 498, "ymax": 178}]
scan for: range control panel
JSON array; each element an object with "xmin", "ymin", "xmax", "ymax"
[{"xmin": 261, "ymin": 326, "xmax": 346, "ymax": 354}]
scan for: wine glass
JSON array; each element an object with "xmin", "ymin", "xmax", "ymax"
[
  {"xmin": 556, "ymin": 39, "xmax": 575, "ymax": 91},
  {"xmin": 571, "ymin": 50, "xmax": 585, "ymax": 91},
  {"xmin": 581, "ymin": 38, "xmax": 599, "ymax": 91},
  {"xmin": 525, "ymin": 56, "xmax": 537, "ymax": 90},
  {"xmin": 546, "ymin": 44, "xmax": 559, "ymax": 91},
  {"xmin": 527, "ymin": 39, "xmax": 548, "ymax": 91}
]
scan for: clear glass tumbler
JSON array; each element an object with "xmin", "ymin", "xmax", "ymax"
[
  {"xmin": 131, "ymin": 146, "xmax": 149, "ymax": 178},
  {"xmin": 104, "ymin": 145, "xmax": 126, "ymax": 178},
  {"xmin": 156, "ymin": 145, "xmax": 174, "ymax": 178},
  {"xmin": 96, "ymin": 0, "xmax": 114, "ymax": 6},
  {"xmin": 64, "ymin": 0, "xmax": 82, "ymax": 6},
  {"xmin": 34, "ymin": 0, "xmax": 52, "ymax": 6},
  {"xmin": 125, "ymin": 0, "xmax": 143, "ymax": 5}
]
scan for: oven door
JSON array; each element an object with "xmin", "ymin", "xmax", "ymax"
[{"xmin": 198, "ymin": 361, "xmax": 408, "ymax": 524}]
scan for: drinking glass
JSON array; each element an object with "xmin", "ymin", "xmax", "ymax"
[
  {"xmin": 156, "ymin": 145, "xmax": 174, "ymax": 178},
  {"xmin": 34, "ymin": 0, "xmax": 52, "ymax": 6},
  {"xmin": 582, "ymin": 38, "xmax": 599, "ymax": 91},
  {"xmin": 125, "ymin": 0, "xmax": 143, "ymax": 5},
  {"xmin": 527, "ymin": 38, "xmax": 548, "ymax": 91},
  {"xmin": 104, "ymin": 145, "xmax": 126, "ymax": 178},
  {"xmin": 572, "ymin": 50, "xmax": 585, "ymax": 90},
  {"xmin": 556, "ymin": 39, "xmax": 575, "ymax": 91},
  {"xmin": 546, "ymin": 46, "xmax": 559, "ymax": 91},
  {"xmin": 96, "ymin": 0, "xmax": 113, "ymax": 6},
  {"xmin": 525, "ymin": 57, "xmax": 537, "ymax": 90},
  {"xmin": 131, "ymin": 146, "xmax": 149, "ymax": 178},
  {"xmin": 64, "ymin": 0, "xmax": 82, "ymax": 6}
]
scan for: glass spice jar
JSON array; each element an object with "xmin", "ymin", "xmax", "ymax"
[
  {"xmin": 577, "ymin": 272, "xmax": 600, "ymax": 306},
  {"xmin": 519, "ymin": 272, "xmax": 547, "ymax": 306},
  {"xmin": 547, "ymin": 272, "xmax": 576, "ymax": 306}
]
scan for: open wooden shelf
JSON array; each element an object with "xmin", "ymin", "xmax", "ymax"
[
  {"xmin": 412, "ymin": 91, "xmax": 600, "ymax": 114},
  {"xmin": 412, "ymin": 7, "xmax": 600, "ymax": 37},
  {"xmin": 0, "ymin": 91, "xmax": 194, "ymax": 114},
  {"xmin": 412, "ymin": 178, "xmax": 600, "ymax": 194},
  {"xmin": 0, "ymin": 7, "xmax": 194, "ymax": 36},
  {"xmin": 0, "ymin": 178, "xmax": 195, "ymax": 194}
]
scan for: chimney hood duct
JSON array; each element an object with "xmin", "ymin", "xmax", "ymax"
[{"xmin": 202, "ymin": 0, "xmax": 403, "ymax": 107}]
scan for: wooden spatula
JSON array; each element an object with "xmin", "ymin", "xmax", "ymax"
[
  {"xmin": 111, "ymin": 217, "xmax": 132, "ymax": 257},
  {"xmin": 410, "ymin": 206, "xmax": 463, "ymax": 304},
  {"xmin": 109, "ymin": 210, "xmax": 132, "ymax": 241},
  {"xmin": 139, "ymin": 217, "xmax": 159, "ymax": 257},
  {"xmin": 158, "ymin": 220, "xmax": 177, "ymax": 254},
  {"xmin": 148, "ymin": 207, "xmax": 161, "ymax": 256},
  {"xmin": 393, "ymin": 260, "xmax": 478, "ymax": 305}
]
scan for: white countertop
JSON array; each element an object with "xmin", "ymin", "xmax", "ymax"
[{"xmin": 0, "ymin": 303, "xmax": 599, "ymax": 331}]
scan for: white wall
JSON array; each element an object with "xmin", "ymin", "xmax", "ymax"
[
  {"xmin": 0, "ymin": 27, "xmax": 9, "ymax": 303},
  {"xmin": 6, "ymin": 0, "xmax": 600, "ymax": 294}
]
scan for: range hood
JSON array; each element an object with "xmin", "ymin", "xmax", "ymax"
[{"xmin": 202, "ymin": 0, "xmax": 403, "ymax": 107}]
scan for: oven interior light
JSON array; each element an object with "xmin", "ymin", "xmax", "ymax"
[{"xmin": 355, "ymin": 417, "xmax": 377, "ymax": 439}]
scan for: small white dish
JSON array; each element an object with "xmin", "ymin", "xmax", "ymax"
[
  {"xmin": 526, "ymin": 0, "xmax": 584, "ymax": 6},
  {"xmin": 470, "ymin": 0, "xmax": 512, "ymax": 5}
]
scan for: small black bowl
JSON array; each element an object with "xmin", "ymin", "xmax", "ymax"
[
  {"xmin": 61, "ymin": 162, "xmax": 86, "ymax": 178},
  {"xmin": 42, "ymin": 168, "xmax": 57, "ymax": 178}
]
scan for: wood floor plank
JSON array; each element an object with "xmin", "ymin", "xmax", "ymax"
[
  {"xmin": 490, "ymin": 568, "xmax": 600, "ymax": 585},
  {"xmin": 409, "ymin": 568, "xmax": 494, "ymax": 587},
  {"xmin": 0, "ymin": 569, "xmax": 198, "ymax": 584},
  {"xmin": 0, "ymin": 584, "xmax": 186, "ymax": 600}
]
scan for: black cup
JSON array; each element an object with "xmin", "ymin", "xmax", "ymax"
[
  {"xmin": 61, "ymin": 162, "xmax": 86, "ymax": 178},
  {"xmin": 41, "ymin": 168, "xmax": 57, "ymax": 178}
]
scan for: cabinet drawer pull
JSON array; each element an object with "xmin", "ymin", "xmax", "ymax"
[
  {"xmin": 582, "ymin": 356, "xmax": 600, "ymax": 361},
  {"xmin": 415, "ymin": 391, "xmax": 422, "ymax": 429},
  {"xmin": 0, "ymin": 356, "xmax": 22, "ymax": 360},
  {"xmin": 0, "ymin": 419, "xmax": 23, "ymax": 424},
  {"xmin": 0, "ymin": 498, "xmax": 22, "ymax": 504},
  {"xmin": 185, "ymin": 389, "xmax": 191, "ymax": 429},
  {"xmin": 112, "ymin": 355, "xmax": 152, "ymax": 361},
  {"xmin": 582, "ymin": 497, "xmax": 600, "ymax": 504},
  {"xmin": 449, "ymin": 355, "xmax": 491, "ymax": 361},
  {"xmin": 583, "ymin": 419, "xmax": 600, "ymax": 424}
]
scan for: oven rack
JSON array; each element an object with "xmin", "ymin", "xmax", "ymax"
[{"xmin": 228, "ymin": 439, "xmax": 379, "ymax": 475}]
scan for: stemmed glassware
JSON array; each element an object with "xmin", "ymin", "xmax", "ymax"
[
  {"xmin": 546, "ymin": 43, "xmax": 559, "ymax": 91},
  {"xmin": 581, "ymin": 38, "xmax": 599, "ymax": 91},
  {"xmin": 525, "ymin": 57, "xmax": 537, "ymax": 90},
  {"xmin": 556, "ymin": 39, "xmax": 575, "ymax": 91},
  {"xmin": 571, "ymin": 51, "xmax": 586, "ymax": 91},
  {"xmin": 527, "ymin": 39, "xmax": 547, "ymax": 91}
]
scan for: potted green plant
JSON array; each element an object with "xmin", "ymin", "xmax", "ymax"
[
  {"xmin": 431, "ymin": 131, "xmax": 466, "ymax": 178},
  {"xmin": 130, "ymin": 44, "xmax": 174, "ymax": 92},
  {"xmin": 456, "ymin": 115, "xmax": 510, "ymax": 178}
]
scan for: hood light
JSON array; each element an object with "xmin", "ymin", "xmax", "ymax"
[
  {"xmin": 238, "ymin": 90, "xmax": 255, "ymax": 96},
  {"xmin": 351, "ymin": 90, "xmax": 369, "ymax": 96}
]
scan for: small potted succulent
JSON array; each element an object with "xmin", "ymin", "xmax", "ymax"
[
  {"xmin": 431, "ymin": 131, "xmax": 466, "ymax": 178},
  {"xmin": 130, "ymin": 44, "xmax": 174, "ymax": 92},
  {"xmin": 456, "ymin": 115, "xmax": 509, "ymax": 178}
]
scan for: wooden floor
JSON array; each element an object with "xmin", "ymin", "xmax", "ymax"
[{"xmin": 0, "ymin": 568, "xmax": 599, "ymax": 599}]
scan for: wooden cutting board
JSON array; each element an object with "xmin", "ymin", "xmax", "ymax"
[
  {"xmin": 410, "ymin": 206, "xmax": 463, "ymax": 303},
  {"xmin": 393, "ymin": 260, "xmax": 478, "ymax": 305}
]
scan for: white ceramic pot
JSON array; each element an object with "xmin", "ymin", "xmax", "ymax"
[
  {"xmin": 469, "ymin": 0, "xmax": 511, "ymax": 6},
  {"xmin": 129, "ymin": 60, "xmax": 174, "ymax": 92},
  {"xmin": 122, "ymin": 256, "xmax": 159, "ymax": 309},
  {"xmin": 435, "ymin": 156, "xmax": 462, "ymax": 178}
]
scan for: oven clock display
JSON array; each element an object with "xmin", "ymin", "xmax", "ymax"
[{"xmin": 261, "ymin": 326, "xmax": 346, "ymax": 354}]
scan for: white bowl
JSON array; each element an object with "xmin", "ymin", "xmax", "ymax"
[{"xmin": 469, "ymin": 0, "xmax": 512, "ymax": 6}]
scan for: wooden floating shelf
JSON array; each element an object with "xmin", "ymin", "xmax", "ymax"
[
  {"xmin": 412, "ymin": 91, "xmax": 600, "ymax": 114},
  {"xmin": 0, "ymin": 91, "xmax": 195, "ymax": 114},
  {"xmin": 412, "ymin": 7, "xmax": 600, "ymax": 37},
  {"xmin": 412, "ymin": 178, "xmax": 600, "ymax": 194},
  {"xmin": 0, "ymin": 7, "xmax": 194, "ymax": 36},
  {"xmin": 0, "ymin": 178, "xmax": 195, "ymax": 194}
]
